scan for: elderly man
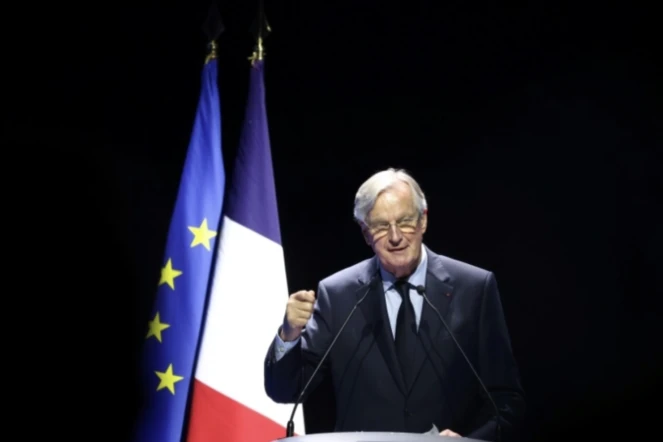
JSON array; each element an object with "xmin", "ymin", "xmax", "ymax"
[{"xmin": 264, "ymin": 168, "xmax": 525, "ymax": 440}]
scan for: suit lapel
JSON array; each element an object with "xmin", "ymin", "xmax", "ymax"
[
  {"xmin": 409, "ymin": 250, "xmax": 455, "ymax": 393},
  {"xmin": 357, "ymin": 259, "xmax": 408, "ymax": 396}
]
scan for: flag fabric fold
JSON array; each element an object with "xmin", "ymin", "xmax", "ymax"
[
  {"xmin": 133, "ymin": 52, "xmax": 225, "ymax": 442},
  {"xmin": 186, "ymin": 58, "xmax": 305, "ymax": 441}
]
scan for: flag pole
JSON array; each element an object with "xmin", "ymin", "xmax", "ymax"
[
  {"xmin": 179, "ymin": 3, "xmax": 225, "ymax": 440},
  {"xmin": 132, "ymin": 3, "xmax": 226, "ymax": 442},
  {"xmin": 249, "ymin": 0, "xmax": 271, "ymax": 65},
  {"xmin": 203, "ymin": 1, "xmax": 224, "ymax": 62}
]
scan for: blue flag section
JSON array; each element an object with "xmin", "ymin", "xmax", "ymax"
[
  {"xmin": 224, "ymin": 58, "xmax": 280, "ymax": 244},
  {"xmin": 133, "ymin": 49, "xmax": 225, "ymax": 442}
]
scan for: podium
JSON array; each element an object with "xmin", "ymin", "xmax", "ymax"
[{"xmin": 274, "ymin": 432, "xmax": 486, "ymax": 442}]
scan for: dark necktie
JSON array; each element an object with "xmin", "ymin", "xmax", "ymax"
[{"xmin": 394, "ymin": 279, "xmax": 416, "ymax": 388}]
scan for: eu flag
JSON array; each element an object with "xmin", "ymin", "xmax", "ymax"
[{"xmin": 133, "ymin": 43, "xmax": 225, "ymax": 442}]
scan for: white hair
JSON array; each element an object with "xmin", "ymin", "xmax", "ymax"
[{"xmin": 353, "ymin": 168, "xmax": 428, "ymax": 225}]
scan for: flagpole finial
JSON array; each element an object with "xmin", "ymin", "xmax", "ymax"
[
  {"xmin": 206, "ymin": 40, "xmax": 218, "ymax": 63},
  {"xmin": 249, "ymin": 0, "xmax": 271, "ymax": 65},
  {"xmin": 248, "ymin": 36, "xmax": 268, "ymax": 65},
  {"xmin": 202, "ymin": 2, "xmax": 225, "ymax": 63}
]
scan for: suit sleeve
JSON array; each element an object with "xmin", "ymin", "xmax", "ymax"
[
  {"xmin": 466, "ymin": 272, "xmax": 527, "ymax": 442},
  {"xmin": 264, "ymin": 281, "xmax": 334, "ymax": 403}
]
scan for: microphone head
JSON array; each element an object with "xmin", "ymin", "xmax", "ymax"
[{"xmin": 414, "ymin": 284, "xmax": 425, "ymax": 295}]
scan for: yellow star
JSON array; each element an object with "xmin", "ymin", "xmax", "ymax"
[
  {"xmin": 155, "ymin": 363, "xmax": 184, "ymax": 394},
  {"xmin": 146, "ymin": 312, "xmax": 170, "ymax": 342},
  {"xmin": 159, "ymin": 258, "xmax": 182, "ymax": 290},
  {"xmin": 188, "ymin": 218, "xmax": 217, "ymax": 251}
]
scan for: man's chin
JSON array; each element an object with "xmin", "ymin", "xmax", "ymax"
[{"xmin": 383, "ymin": 260, "xmax": 414, "ymax": 278}]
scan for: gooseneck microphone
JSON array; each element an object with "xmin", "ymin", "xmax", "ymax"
[
  {"xmin": 413, "ymin": 284, "xmax": 501, "ymax": 442},
  {"xmin": 284, "ymin": 274, "xmax": 378, "ymax": 438}
]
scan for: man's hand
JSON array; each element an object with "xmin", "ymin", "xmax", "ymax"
[
  {"xmin": 280, "ymin": 290, "xmax": 315, "ymax": 341},
  {"xmin": 439, "ymin": 429, "xmax": 461, "ymax": 437}
]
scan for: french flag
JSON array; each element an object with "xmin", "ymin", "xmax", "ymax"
[{"xmin": 186, "ymin": 58, "xmax": 305, "ymax": 440}]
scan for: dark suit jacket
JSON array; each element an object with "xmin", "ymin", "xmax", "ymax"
[{"xmin": 265, "ymin": 246, "xmax": 526, "ymax": 441}]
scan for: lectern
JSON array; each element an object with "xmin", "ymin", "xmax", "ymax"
[{"xmin": 274, "ymin": 432, "xmax": 486, "ymax": 442}]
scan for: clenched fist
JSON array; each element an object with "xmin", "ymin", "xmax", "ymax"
[{"xmin": 280, "ymin": 290, "xmax": 315, "ymax": 342}]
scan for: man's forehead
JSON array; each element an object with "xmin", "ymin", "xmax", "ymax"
[{"xmin": 368, "ymin": 202, "xmax": 417, "ymax": 222}]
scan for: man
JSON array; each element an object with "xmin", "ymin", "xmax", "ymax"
[{"xmin": 264, "ymin": 168, "xmax": 526, "ymax": 440}]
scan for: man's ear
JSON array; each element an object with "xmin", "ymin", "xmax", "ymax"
[
  {"xmin": 420, "ymin": 209, "xmax": 428, "ymax": 234},
  {"xmin": 361, "ymin": 225, "xmax": 372, "ymax": 246}
]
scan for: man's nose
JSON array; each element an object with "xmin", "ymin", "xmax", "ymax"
[{"xmin": 387, "ymin": 225, "xmax": 403, "ymax": 244}]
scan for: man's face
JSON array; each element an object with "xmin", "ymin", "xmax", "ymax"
[{"xmin": 362, "ymin": 181, "xmax": 427, "ymax": 279}]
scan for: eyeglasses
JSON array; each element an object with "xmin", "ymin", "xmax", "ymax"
[{"xmin": 367, "ymin": 215, "xmax": 420, "ymax": 238}]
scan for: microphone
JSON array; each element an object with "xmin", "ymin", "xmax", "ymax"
[
  {"xmin": 413, "ymin": 284, "xmax": 502, "ymax": 442},
  {"xmin": 284, "ymin": 274, "xmax": 378, "ymax": 438}
]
